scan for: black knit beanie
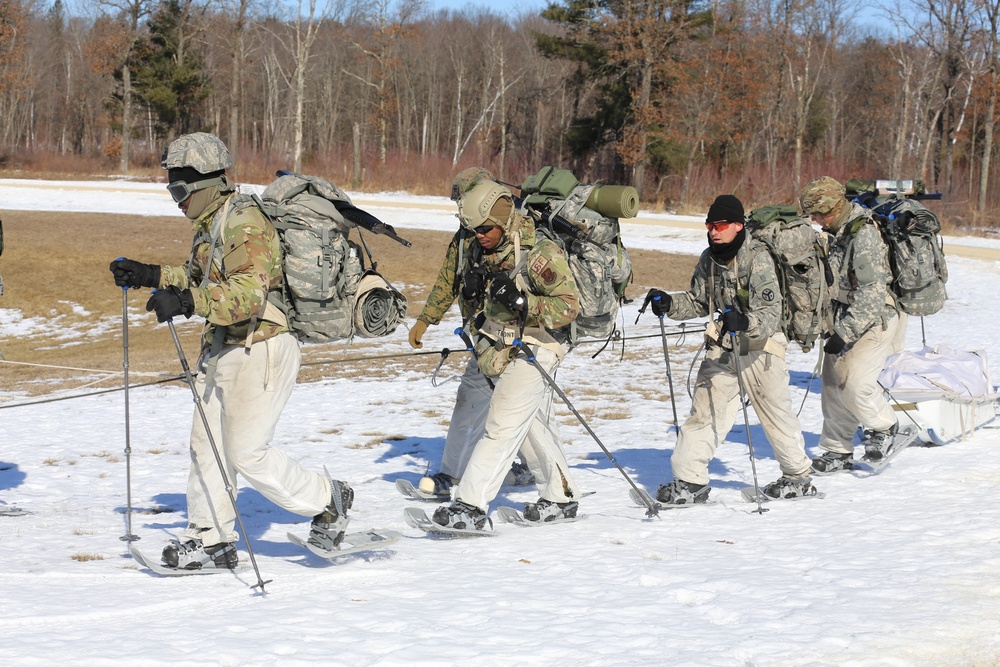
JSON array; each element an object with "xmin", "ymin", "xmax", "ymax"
[{"xmin": 706, "ymin": 194, "xmax": 745, "ymax": 224}]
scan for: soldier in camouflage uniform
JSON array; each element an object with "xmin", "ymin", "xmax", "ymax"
[
  {"xmin": 645, "ymin": 195, "xmax": 816, "ymax": 504},
  {"xmin": 430, "ymin": 180, "xmax": 583, "ymax": 529},
  {"xmin": 800, "ymin": 176, "xmax": 905, "ymax": 473},
  {"xmin": 109, "ymin": 133, "xmax": 353, "ymax": 570},
  {"xmin": 408, "ymin": 167, "xmax": 535, "ymax": 498}
]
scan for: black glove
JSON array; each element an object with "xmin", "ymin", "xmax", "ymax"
[
  {"xmin": 648, "ymin": 289, "xmax": 672, "ymax": 317},
  {"xmin": 824, "ymin": 333, "xmax": 846, "ymax": 355},
  {"xmin": 488, "ymin": 273, "xmax": 526, "ymax": 312},
  {"xmin": 109, "ymin": 258, "xmax": 161, "ymax": 289},
  {"xmin": 461, "ymin": 266, "xmax": 487, "ymax": 301},
  {"xmin": 145, "ymin": 286, "xmax": 195, "ymax": 323},
  {"xmin": 720, "ymin": 309, "xmax": 750, "ymax": 333}
]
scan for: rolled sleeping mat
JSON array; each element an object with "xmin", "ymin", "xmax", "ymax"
[
  {"xmin": 353, "ymin": 271, "xmax": 408, "ymax": 338},
  {"xmin": 585, "ymin": 185, "xmax": 639, "ymax": 219}
]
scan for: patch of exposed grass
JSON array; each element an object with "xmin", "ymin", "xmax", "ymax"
[
  {"xmin": 347, "ymin": 436, "xmax": 388, "ymax": 450},
  {"xmin": 71, "ymin": 553, "xmax": 106, "ymax": 562},
  {"xmin": 42, "ymin": 458, "xmax": 61, "ymax": 466}
]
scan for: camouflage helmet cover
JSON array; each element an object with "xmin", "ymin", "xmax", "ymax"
[
  {"xmin": 161, "ymin": 132, "xmax": 233, "ymax": 175},
  {"xmin": 451, "ymin": 166, "xmax": 496, "ymax": 201},
  {"xmin": 799, "ymin": 176, "xmax": 846, "ymax": 215},
  {"xmin": 457, "ymin": 180, "xmax": 513, "ymax": 231}
]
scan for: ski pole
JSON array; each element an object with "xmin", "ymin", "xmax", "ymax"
[
  {"xmin": 729, "ymin": 331, "xmax": 769, "ymax": 515},
  {"xmin": 119, "ymin": 285, "xmax": 139, "ymax": 544},
  {"xmin": 654, "ymin": 297, "xmax": 679, "ymax": 431},
  {"xmin": 877, "ymin": 380, "xmax": 924, "ymax": 432},
  {"xmin": 516, "ymin": 341, "xmax": 661, "ymax": 519},
  {"xmin": 165, "ymin": 318, "xmax": 271, "ymax": 593}
]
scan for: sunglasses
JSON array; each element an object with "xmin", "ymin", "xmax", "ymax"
[
  {"xmin": 705, "ymin": 221, "xmax": 738, "ymax": 232},
  {"xmin": 472, "ymin": 225, "xmax": 497, "ymax": 235},
  {"xmin": 166, "ymin": 176, "xmax": 225, "ymax": 203}
]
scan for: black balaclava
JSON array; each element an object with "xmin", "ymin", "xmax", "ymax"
[{"xmin": 706, "ymin": 194, "xmax": 746, "ymax": 263}]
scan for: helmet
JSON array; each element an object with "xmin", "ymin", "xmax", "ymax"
[
  {"xmin": 451, "ymin": 167, "xmax": 495, "ymax": 201},
  {"xmin": 800, "ymin": 176, "xmax": 846, "ymax": 215},
  {"xmin": 457, "ymin": 181, "xmax": 513, "ymax": 231},
  {"xmin": 160, "ymin": 132, "xmax": 232, "ymax": 175}
]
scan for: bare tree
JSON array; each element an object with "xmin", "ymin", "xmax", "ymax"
[
  {"xmin": 973, "ymin": 0, "xmax": 999, "ymax": 215},
  {"xmin": 266, "ymin": 0, "xmax": 345, "ymax": 172},
  {"xmin": 96, "ymin": 0, "xmax": 153, "ymax": 172},
  {"xmin": 344, "ymin": 0, "xmax": 422, "ymax": 165}
]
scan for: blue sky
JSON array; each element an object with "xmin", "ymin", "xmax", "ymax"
[{"xmin": 425, "ymin": 0, "xmax": 548, "ymax": 14}]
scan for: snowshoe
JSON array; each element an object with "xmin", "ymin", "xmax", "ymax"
[
  {"xmin": 521, "ymin": 498, "xmax": 578, "ymax": 523},
  {"xmin": 654, "ymin": 480, "xmax": 711, "ymax": 506},
  {"xmin": 762, "ymin": 475, "xmax": 818, "ymax": 499},
  {"xmin": 811, "ymin": 451, "xmax": 855, "ymax": 474},
  {"xmin": 861, "ymin": 423, "xmax": 899, "ymax": 463},
  {"xmin": 161, "ymin": 538, "xmax": 238, "ymax": 570},
  {"xmin": 309, "ymin": 478, "xmax": 354, "ymax": 551},
  {"xmin": 432, "ymin": 501, "xmax": 490, "ymax": 531}
]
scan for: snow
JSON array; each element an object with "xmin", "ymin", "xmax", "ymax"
[{"xmin": 2, "ymin": 179, "xmax": 1000, "ymax": 666}]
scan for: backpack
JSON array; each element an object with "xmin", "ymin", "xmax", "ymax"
[
  {"xmin": 864, "ymin": 194, "xmax": 948, "ymax": 317},
  {"xmin": 254, "ymin": 173, "xmax": 407, "ymax": 343},
  {"xmin": 516, "ymin": 166, "xmax": 635, "ymax": 341},
  {"xmin": 746, "ymin": 205, "xmax": 834, "ymax": 353}
]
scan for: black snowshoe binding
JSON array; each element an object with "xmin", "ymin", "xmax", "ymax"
[
  {"xmin": 862, "ymin": 423, "xmax": 899, "ymax": 463},
  {"xmin": 762, "ymin": 475, "xmax": 818, "ymax": 499},
  {"xmin": 417, "ymin": 472, "xmax": 455, "ymax": 498},
  {"xmin": 432, "ymin": 501, "xmax": 490, "ymax": 531},
  {"xmin": 161, "ymin": 538, "xmax": 238, "ymax": 570},
  {"xmin": 655, "ymin": 480, "xmax": 711, "ymax": 505},
  {"xmin": 309, "ymin": 478, "xmax": 354, "ymax": 551},
  {"xmin": 505, "ymin": 460, "xmax": 535, "ymax": 486},
  {"xmin": 811, "ymin": 451, "xmax": 855, "ymax": 474},
  {"xmin": 522, "ymin": 498, "xmax": 578, "ymax": 523}
]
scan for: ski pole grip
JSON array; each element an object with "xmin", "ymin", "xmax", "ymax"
[{"xmin": 115, "ymin": 257, "xmax": 129, "ymax": 291}]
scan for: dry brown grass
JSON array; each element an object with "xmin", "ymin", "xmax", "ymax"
[
  {"xmin": 71, "ymin": 553, "xmax": 106, "ymax": 562},
  {"xmin": 0, "ymin": 209, "xmax": 695, "ymax": 398}
]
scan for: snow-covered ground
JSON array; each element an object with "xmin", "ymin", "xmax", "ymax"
[{"xmin": 1, "ymin": 179, "xmax": 999, "ymax": 666}]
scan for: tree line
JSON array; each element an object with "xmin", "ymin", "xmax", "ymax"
[{"xmin": 0, "ymin": 0, "xmax": 997, "ymax": 226}]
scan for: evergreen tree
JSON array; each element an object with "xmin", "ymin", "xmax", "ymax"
[{"xmin": 132, "ymin": 0, "xmax": 210, "ymax": 138}]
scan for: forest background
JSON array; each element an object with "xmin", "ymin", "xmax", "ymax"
[{"xmin": 0, "ymin": 0, "xmax": 998, "ymax": 229}]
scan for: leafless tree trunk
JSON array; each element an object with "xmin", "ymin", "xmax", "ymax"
[
  {"xmin": 97, "ymin": 0, "xmax": 152, "ymax": 173},
  {"xmin": 975, "ymin": 0, "xmax": 999, "ymax": 215}
]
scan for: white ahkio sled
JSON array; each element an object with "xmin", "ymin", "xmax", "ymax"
[{"xmin": 880, "ymin": 345, "xmax": 999, "ymax": 446}]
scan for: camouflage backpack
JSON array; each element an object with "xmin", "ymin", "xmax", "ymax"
[
  {"xmin": 254, "ymin": 173, "xmax": 407, "ymax": 342},
  {"xmin": 866, "ymin": 195, "xmax": 948, "ymax": 317},
  {"xmin": 516, "ymin": 166, "xmax": 635, "ymax": 341},
  {"xmin": 746, "ymin": 205, "xmax": 834, "ymax": 352}
]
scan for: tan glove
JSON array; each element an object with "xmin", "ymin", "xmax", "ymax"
[{"xmin": 408, "ymin": 319, "xmax": 428, "ymax": 349}]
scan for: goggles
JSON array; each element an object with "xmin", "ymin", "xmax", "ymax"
[
  {"xmin": 472, "ymin": 224, "xmax": 497, "ymax": 235},
  {"xmin": 705, "ymin": 221, "xmax": 737, "ymax": 232},
  {"xmin": 166, "ymin": 176, "xmax": 225, "ymax": 203}
]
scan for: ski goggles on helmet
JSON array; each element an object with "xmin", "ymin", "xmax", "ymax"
[{"xmin": 166, "ymin": 176, "xmax": 226, "ymax": 203}]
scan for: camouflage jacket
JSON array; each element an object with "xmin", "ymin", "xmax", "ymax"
[
  {"xmin": 667, "ymin": 236, "xmax": 783, "ymax": 349},
  {"xmin": 827, "ymin": 202, "xmax": 896, "ymax": 344},
  {"xmin": 159, "ymin": 192, "xmax": 287, "ymax": 347},
  {"xmin": 418, "ymin": 229, "xmax": 480, "ymax": 326},
  {"xmin": 477, "ymin": 216, "xmax": 580, "ymax": 336}
]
